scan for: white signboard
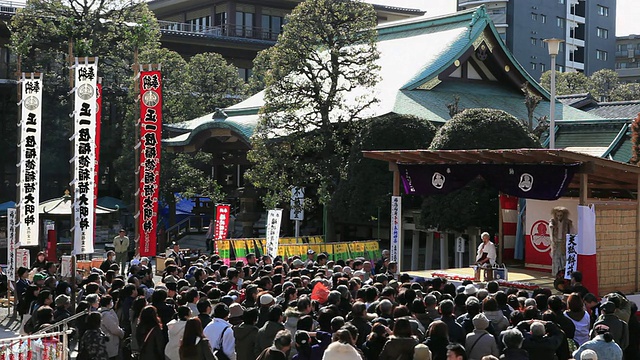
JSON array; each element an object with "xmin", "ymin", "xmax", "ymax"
[
  {"xmin": 72, "ymin": 60, "xmax": 98, "ymax": 254},
  {"xmin": 18, "ymin": 74, "xmax": 43, "ymax": 247},
  {"xmin": 456, "ymin": 236, "xmax": 465, "ymax": 253},
  {"xmin": 266, "ymin": 209, "xmax": 283, "ymax": 258},
  {"xmin": 60, "ymin": 255, "xmax": 72, "ymax": 278},
  {"xmin": 16, "ymin": 249, "xmax": 30, "ymax": 270},
  {"xmin": 390, "ymin": 196, "xmax": 402, "ymax": 269},
  {"xmin": 565, "ymin": 234, "xmax": 578, "ymax": 280},
  {"xmin": 290, "ymin": 187, "xmax": 304, "ymax": 221},
  {"xmin": 6, "ymin": 208, "xmax": 16, "ymax": 281}
]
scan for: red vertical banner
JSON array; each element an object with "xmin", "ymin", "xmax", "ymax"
[
  {"xmin": 139, "ymin": 71, "xmax": 162, "ymax": 257},
  {"xmin": 214, "ymin": 204, "xmax": 231, "ymax": 240},
  {"xmin": 94, "ymin": 83, "xmax": 101, "ymax": 214}
]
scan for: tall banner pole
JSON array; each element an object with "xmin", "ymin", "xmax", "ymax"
[
  {"xmin": 71, "ymin": 57, "xmax": 98, "ymax": 256},
  {"xmin": 390, "ymin": 196, "xmax": 402, "ymax": 273},
  {"xmin": 132, "ymin": 50, "xmax": 140, "ymax": 258},
  {"xmin": 138, "ymin": 67, "xmax": 162, "ymax": 257}
]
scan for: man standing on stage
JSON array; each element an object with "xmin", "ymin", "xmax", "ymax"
[
  {"xmin": 550, "ymin": 206, "xmax": 574, "ymax": 276},
  {"xmin": 113, "ymin": 228, "xmax": 130, "ymax": 275}
]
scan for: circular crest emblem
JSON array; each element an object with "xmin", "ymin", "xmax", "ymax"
[
  {"xmin": 142, "ymin": 91, "xmax": 160, "ymax": 107},
  {"xmin": 78, "ymin": 84, "xmax": 94, "ymax": 100},
  {"xmin": 24, "ymin": 96, "xmax": 39, "ymax": 111},
  {"xmin": 432, "ymin": 172, "xmax": 445, "ymax": 189},
  {"xmin": 530, "ymin": 220, "xmax": 551, "ymax": 253},
  {"xmin": 519, "ymin": 173, "xmax": 533, "ymax": 192}
]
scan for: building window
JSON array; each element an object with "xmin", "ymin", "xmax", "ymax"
[
  {"xmin": 261, "ymin": 14, "xmax": 283, "ymax": 40},
  {"xmin": 597, "ymin": 5, "xmax": 609, "ymax": 16},
  {"xmin": 556, "ymin": 65, "xmax": 564, "ymax": 72},
  {"xmin": 617, "ymin": 44, "xmax": 625, "ymax": 52},
  {"xmin": 541, "ymin": 14, "xmax": 547, "ymax": 23},
  {"xmin": 531, "ymin": 38, "xmax": 537, "ymax": 45},
  {"xmin": 540, "ymin": 63, "xmax": 546, "ymax": 72},
  {"xmin": 188, "ymin": 16, "xmax": 211, "ymax": 32},
  {"xmin": 596, "ymin": 27, "xmax": 609, "ymax": 39},
  {"xmin": 557, "ymin": 17, "xmax": 564, "ymax": 28},
  {"xmin": 596, "ymin": 49, "xmax": 608, "ymax": 61},
  {"xmin": 531, "ymin": 63, "xmax": 537, "ymax": 70},
  {"xmin": 531, "ymin": 13, "xmax": 538, "ymax": 21},
  {"xmin": 235, "ymin": 11, "xmax": 255, "ymax": 37},
  {"xmin": 238, "ymin": 68, "xmax": 252, "ymax": 82},
  {"xmin": 559, "ymin": 0, "xmax": 565, "ymax": 3}
]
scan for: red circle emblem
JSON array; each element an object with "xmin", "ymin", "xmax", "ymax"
[{"xmin": 530, "ymin": 220, "xmax": 551, "ymax": 253}]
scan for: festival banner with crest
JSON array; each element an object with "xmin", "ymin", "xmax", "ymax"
[
  {"xmin": 138, "ymin": 70, "xmax": 162, "ymax": 257},
  {"xmin": 72, "ymin": 59, "xmax": 98, "ymax": 254},
  {"xmin": 18, "ymin": 74, "xmax": 43, "ymax": 247}
]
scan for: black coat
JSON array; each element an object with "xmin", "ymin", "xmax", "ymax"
[{"xmin": 138, "ymin": 326, "xmax": 166, "ymax": 360}]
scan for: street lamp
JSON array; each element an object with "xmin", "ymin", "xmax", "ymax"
[{"xmin": 544, "ymin": 38, "xmax": 563, "ymax": 149}]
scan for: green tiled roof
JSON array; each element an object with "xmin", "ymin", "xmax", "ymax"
[{"xmin": 610, "ymin": 135, "xmax": 632, "ymax": 163}]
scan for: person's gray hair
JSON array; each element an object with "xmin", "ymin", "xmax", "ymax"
[
  {"xmin": 502, "ymin": 328, "xmax": 524, "ymax": 349},
  {"xmin": 524, "ymin": 298, "xmax": 537, "ymax": 308},
  {"xmin": 379, "ymin": 299, "xmax": 393, "ymax": 314},
  {"xmin": 481, "ymin": 232, "xmax": 490, "ymax": 239},
  {"xmin": 85, "ymin": 293, "xmax": 99, "ymax": 305},
  {"xmin": 273, "ymin": 330, "xmax": 292, "ymax": 350},
  {"xmin": 465, "ymin": 296, "xmax": 479, "ymax": 306}
]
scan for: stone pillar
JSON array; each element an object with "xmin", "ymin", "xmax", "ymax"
[
  {"xmin": 411, "ymin": 230, "xmax": 419, "ymax": 270},
  {"xmin": 440, "ymin": 232, "xmax": 448, "ymax": 270},
  {"xmin": 425, "ymin": 232, "xmax": 433, "ymax": 270}
]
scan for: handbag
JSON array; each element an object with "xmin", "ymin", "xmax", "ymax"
[
  {"xmin": 212, "ymin": 326, "xmax": 231, "ymax": 360},
  {"xmin": 198, "ymin": 339, "xmax": 217, "ymax": 360}
]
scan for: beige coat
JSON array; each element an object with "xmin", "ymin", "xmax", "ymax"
[
  {"xmin": 99, "ymin": 307, "xmax": 125, "ymax": 358},
  {"xmin": 113, "ymin": 235, "xmax": 129, "ymax": 253}
]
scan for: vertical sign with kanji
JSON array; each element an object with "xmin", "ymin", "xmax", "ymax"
[
  {"xmin": 290, "ymin": 187, "xmax": 304, "ymax": 221},
  {"xmin": 6, "ymin": 208, "xmax": 16, "ymax": 281},
  {"xmin": 18, "ymin": 74, "xmax": 42, "ymax": 247},
  {"xmin": 390, "ymin": 196, "xmax": 402, "ymax": 271},
  {"xmin": 16, "ymin": 249, "xmax": 30, "ymax": 270},
  {"xmin": 214, "ymin": 204, "xmax": 231, "ymax": 240},
  {"xmin": 266, "ymin": 209, "xmax": 283, "ymax": 258},
  {"xmin": 138, "ymin": 70, "xmax": 162, "ymax": 257},
  {"xmin": 565, "ymin": 234, "xmax": 578, "ymax": 280},
  {"xmin": 94, "ymin": 83, "xmax": 102, "ymax": 216},
  {"xmin": 73, "ymin": 60, "xmax": 98, "ymax": 255}
]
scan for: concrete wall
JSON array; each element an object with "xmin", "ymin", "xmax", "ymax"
[{"xmin": 595, "ymin": 204, "xmax": 637, "ymax": 295}]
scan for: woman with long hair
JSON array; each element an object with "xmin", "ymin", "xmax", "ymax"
[
  {"xmin": 424, "ymin": 320, "xmax": 450, "ymax": 360},
  {"xmin": 564, "ymin": 293, "xmax": 590, "ymax": 346},
  {"xmin": 166, "ymin": 306, "xmax": 192, "ymax": 360},
  {"xmin": 179, "ymin": 317, "xmax": 216, "ymax": 360},
  {"xmin": 322, "ymin": 329, "xmax": 361, "ymax": 360},
  {"xmin": 136, "ymin": 305, "xmax": 166, "ymax": 360},
  {"xmin": 379, "ymin": 318, "xmax": 420, "ymax": 360},
  {"xmin": 130, "ymin": 296, "xmax": 148, "ymax": 355}
]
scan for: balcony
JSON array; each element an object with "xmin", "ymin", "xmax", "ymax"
[
  {"xmin": 458, "ymin": 0, "xmax": 508, "ymax": 7},
  {"xmin": 158, "ymin": 21, "xmax": 280, "ymax": 42}
]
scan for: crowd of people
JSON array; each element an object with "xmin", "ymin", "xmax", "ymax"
[{"xmin": 12, "ymin": 246, "xmax": 640, "ymax": 360}]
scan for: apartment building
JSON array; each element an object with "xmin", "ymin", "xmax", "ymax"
[
  {"xmin": 615, "ymin": 35, "xmax": 640, "ymax": 83},
  {"xmin": 458, "ymin": 0, "xmax": 616, "ymax": 80}
]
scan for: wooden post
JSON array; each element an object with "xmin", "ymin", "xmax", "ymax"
[
  {"xmin": 579, "ymin": 173, "xmax": 588, "ymax": 206},
  {"xmin": 636, "ymin": 174, "xmax": 640, "ymax": 292},
  {"xmin": 411, "ymin": 230, "xmax": 419, "ymax": 270}
]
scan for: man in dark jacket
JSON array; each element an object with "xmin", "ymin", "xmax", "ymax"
[
  {"xmin": 234, "ymin": 308, "xmax": 260, "ymax": 360},
  {"xmin": 438, "ymin": 300, "xmax": 466, "ymax": 344},
  {"xmin": 591, "ymin": 301, "xmax": 629, "ymax": 351},
  {"xmin": 197, "ymin": 299, "xmax": 213, "ymax": 328},
  {"xmin": 500, "ymin": 328, "xmax": 529, "ymax": 360},
  {"xmin": 256, "ymin": 330, "xmax": 292, "ymax": 360},
  {"xmin": 255, "ymin": 306, "xmax": 285, "ymax": 355},
  {"xmin": 347, "ymin": 302, "xmax": 372, "ymax": 346},
  {"xmin": 518, "ymin": 320, "xmax": 563, "ymax": 360}
]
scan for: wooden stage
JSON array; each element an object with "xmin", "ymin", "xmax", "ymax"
[{"xmin": 408, "ymin": 266, "xmax": 558, "ymax": 291}]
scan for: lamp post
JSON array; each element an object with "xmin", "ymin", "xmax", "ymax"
[{"xmin": 543, "ymin": 38, "xmax": 563, "ymax": 149}]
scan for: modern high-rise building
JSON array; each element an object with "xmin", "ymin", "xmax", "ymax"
[
  {"xmin": 615, "ymin": 35, "xmax": 640, "ymax": 83},
  {"xmin": 457, "ymin": 0, "xmax": 615, "ymax": 81}
]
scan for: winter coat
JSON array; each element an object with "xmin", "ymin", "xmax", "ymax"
[
  {"xmin": 348, "ymin": 316, "xmax": 372, "ymax": 346},
  {"xmin": 255, "ymin": 320, "xmax": 285, "ymax": 355},
  {"xmin": 77, "ymin": 329, "xmax": 109, "ymax": 360},
  {"xmin": 591, "ymin": 314, "xmax": 629, "ymax": 351},
  {"xmin": 234, "ymin": 323, "xmax": 259, "ymax": 360},
  {"xmin": 321, "ymin": 342, "xmax": 362, "ymax": 360},
  {"xmin": 519, "ymin": 321, "xmax": 564, "ymax": 360},
  {"xmin": 442, "ymin": 315, "xmax": 466, "ymax": 344},
  {"xmin": 424, "ymin": 335, "xmax": 449, "ymax": 360},
  {"xmin": 284, "ymin": 307, "xmax": 302, "ymax": 336},
  {"xmin": 138, "ymin": 325, "xmax": 166, "ymax": 360},
  {"xmin": 198, "ymin": 313, "xmax": 212, "ymax": 328},
  {"xmin": 362, "ymin": 337, "xmax": 387, "ymax": 360},
  {"xmin": 179, "ymin": 337, "xmax": 216, "ymax": 360},
  {"xmin": 485, "ymin": 310, "xmax": 510, "ymax": 333},
  {"xmin": 465, "ymin": 330, "xmax": 499, "ymax": 360},
  {"xmin": 379, "ymin": 336, "xmax": 419, "ymax": 360},
  {"xmin": 256, "ymin": 346, "xmax": 288, "ymax": 360},
  {"xmin": 500, "ymin": 348, "xmax": 529, "ymax": 360},
  {"xmin": 99, "ymin": 307, "xmax": 125, "ymax": 358},
  {"xmin": 573, "ymin": 335, "xmax": 623, "ymax": 360},
  {"xmin": 166, "ymin": 319, "xmax": 188, "ymax": 360}
]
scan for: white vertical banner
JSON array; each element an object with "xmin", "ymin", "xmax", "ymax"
[
  {"xmin": 565, "ymin": 234, "xmax": 578, "ymax": 280},
  {"xmin": 266, "ymin": 209, "xmax": 283, "ymax": 258},
  {"xmin": 290, "ymin": 187, "xmax": 304, "ymax": 220},
  {"xmin": 72, "ymin": 59, "xmax": 98, "ymax": 254},
  {"xmin": 390, "ymin": 196, "xmax": 402, "ymax": 271},
  {"xmin": 6, "ymin": 208, "xmax": 16, "ymax": 281},
  {"xmin": 16, "ymin": 249, "xmax": 30, "ymax": 270},
  {"xmin": 18, "ymin": 74, "xmax": 43, "ymax": 247}
]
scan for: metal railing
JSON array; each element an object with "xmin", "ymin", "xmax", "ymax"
[
  {"xmin": 34, "ymin": 308, "xmax": 89, "ymax": 335},
  {"xmin": 158, "ymin": 20, "xmax": 280, "ymax": 41},
  {"xmin": 0, "ymin": 329, "xmax": 73, "ymax": 360},
  {"xmin": 166, "ymin": 215, "xmax": 207, "ymax": 244}
]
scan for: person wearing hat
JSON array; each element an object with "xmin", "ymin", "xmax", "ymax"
[
  {"xmin": 100, "ymin": 250, "xmax": 116, "ymax": 273},
  {"xmin": 113, "ymin": 228, "xmax": 130, "ymax": 275},
  {"xmin": 257, "ymin": 293, "xmax": 275, "ymax": 328},
  {"xmin": 32, "ymin": 272, "xmax": 46, "ymax": 288},
  {"xmin": 304, "ymin": 249, "xmax": 315, "ymax": 267},
  {"xmin": 591, "ymin": 301, "xmax": 628, "ymax": 351},
  {"xmin": 53, "ymin": 294, "xmax": 71, "ymax": 323},
  {"xmin": 228, "ymin": 303, "xmax": 245, "ymax": 326},
  {"xmin": 573, "ymin": 324, "xmax": 623, "ymax": 360},
  {"xmin": 465, "ymin": 313, "xmax": 498, "ymax": 360}
]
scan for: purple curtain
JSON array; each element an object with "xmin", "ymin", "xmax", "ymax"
[{"xmin": 398, "ymin": 163, "xmax": 579, "ymax": 200}]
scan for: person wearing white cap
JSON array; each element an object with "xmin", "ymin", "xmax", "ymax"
[{"xmin": 465, "ymin": 313, "xmax": 499, "ymax": 360}]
